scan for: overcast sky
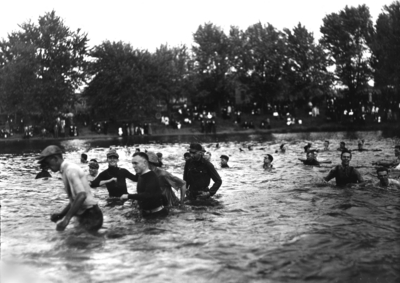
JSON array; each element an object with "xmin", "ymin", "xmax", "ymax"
[{"xmin": 0, "ymin": 0, "xmax": 394, "ymax": 52}]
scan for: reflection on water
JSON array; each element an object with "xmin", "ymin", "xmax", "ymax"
[{"xmin": 1, "ymin": 131, "xmax": 400, "ymax": 283}]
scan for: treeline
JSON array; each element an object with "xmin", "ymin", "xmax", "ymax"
[{"xmin": 0, "ymin": 2, "xmax": 399, "ymax": 125}]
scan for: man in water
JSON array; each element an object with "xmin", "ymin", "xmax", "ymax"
[
  {"xmin": 322, "ymin": 140, "xmax": 330, "ymax": 151},
  {"xmin": 81, "ymin": 153, "xmax": 88, "ymax": 163},
  {"xmin": 375, "ymin": 167, "xmax": 400, "ymax": 189},
  {"xmin": 183, "ymin": 143, "xmax": 222, "ymax": 199},
  {"xmin": 121, "ymin": 152, "xmax": 168, "ymax": 218},
  {"xmin": 352, "ymin": 140, "xmax": 382, "ymax": 152},
  {"xmin": 322, "ymin": 149, "xmax": 364, "ymax": 186},
  {"xmin": 37, "ymin": 145, "xmax": 103, "ymax": 232},
  {"xmin": 35, "ymin": 163, "xmax": 52, "ymax": 179},
  {"xmin": 275, "ymin": 143, "xmax": 287, "ymax": 153},
  {"xmin": 90, "ymin": 149, "xmax": 137, "ymax": 197},
  {"xmin": 146, "ymin": 152, "xmax": 186, "ymax": 206},
  {"xmin": 298, "ymin": 151, "xmax": 320, "ymax": 166},
  {"xmin": 337, "ymin": 141, "xmax": 348, "ymax": 152},
  {"xmin": 372, "ymin": 145, "xmax": 400, "ymax": 168},
  {"xmin": 304, "ymin": 143, "xmax": 312, "ymax": 153},
  {"xmin": 263, "ymin": 154, "xmax": 274, "ymax": 169},
  {"xmin": 87, "ymin": 159, "xmax": 100, "ymax": 183},
  {"xmin": 156, "ymin": 152, "xmax": 163, "ymax": 167},
  {"xmin": 220, "ymin": 155, "xmax": 230, "ymax": 168}
]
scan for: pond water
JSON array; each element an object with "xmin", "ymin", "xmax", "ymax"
[{"xmin": 1, "ymin": 131, "xmax": 400, "ymax": 283}]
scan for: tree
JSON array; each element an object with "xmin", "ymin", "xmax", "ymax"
[
  {"xmin": 284, "ymin": 23, "xmax": 333, "ymax": 103},
  {"xmin": 0, "ymin": 10, "xmax": 89, "ymax": 125},
  {"xmin": 320, "ymin": 5, "xmax": 374, "ymax": 102},
  {"xmin": 371, "ymin": 1, "xmax": 400, "ymax": 98}
]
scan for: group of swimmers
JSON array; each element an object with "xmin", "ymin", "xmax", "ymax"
[{"xmin": 35, "ymin": 141, "xmax": 399, "ymax": 233}]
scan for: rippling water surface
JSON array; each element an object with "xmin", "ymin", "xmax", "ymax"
[{"xmin": 1, "ymin": 131, "xmax": 400, "ymax": 283}]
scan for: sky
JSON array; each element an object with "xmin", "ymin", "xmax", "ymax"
[{"xmin": 0, "ymin": 0, "xmax": 395, "ymax": 52}]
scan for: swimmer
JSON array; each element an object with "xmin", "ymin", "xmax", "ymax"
[
  {"xmin": 311, "ymin": 149, "xmax": 332, "ymax": 164},
  {"xmin": 353, "ymin": 140, "xmax": 382, "ymax": 152},
  {"xmin": 298, "ymin": 151, "xmax": 320, "ymax": 166},
  {"xmin": 156, "ymin": 152, "xmax": 163, "ymax": 167},
  {"xmin": 372, "ymin": 145, "xmax": 400, "ymax": 168},
  {"xmin": 87, "ymin": 160, "xmax": 99, "ymax": 183},
  {"xmin": 275, "ymin": 143, "xmax": 287, "ymax": 153},
  {"xmin": 184, "ymin": 143, "xmax": 222, "ymax": 200},
  {"xmin": 121, "ymin": 152, "xmax": 168, "ymax": 218},
  {"xmin": 304, "ymin": 143, "xmax": 312, "ymax": 153},
  {"xmin": 90, "ymin": 149, "xmax": 138, "ymax": 197},
  {"xmin": 322, "ymin": 140, "xmax": 330, "ymax": 151},
  {"xmin": 146, "ymin": 151, "xmax": 186, "ymax": 206},
  {"xmin": 263, "ymin": 154, "xmax": 273, "ymax": 169},
  {"xmin": 375, "ymin": 167, "xmax": 400, "ymax": 189},
  {"xmin": 35, "ymin": 163, "xmax": 52, "ymax": 179},
  {"xmin": 81, "ymin": 153, "xmax": 88, "ymax": 164},
  {"xmin": 37, "ymin": 145, "xmax": 103, "ymax": 232},
  {"xmin": 322, "ymin": 149, "xmax": 364, "ymax": 186},
  {"xmin": 220, "ymin": 155, "xmax": 230, "ymax": 168},
  {"xmin": 337, "ymin": 141, "xmax": 348, "ymax": 152}
]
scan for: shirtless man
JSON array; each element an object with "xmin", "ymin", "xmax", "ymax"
[
  {"xmin": 299, "ymin": 151, "xmax": 320, "ymax": 166},
  {"xmin": 37, "ymin": 145, "xmax": 103, "ymax": 232},
  {"xmin": 375, "ymin": 167, "xmax": 400, "ymax": 189},
  {"xmin": 323, "ymin": 149, "xmax": 364, "ymax": 186}
]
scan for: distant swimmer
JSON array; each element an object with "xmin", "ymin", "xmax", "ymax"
[
  {"xmin": 35, "ymin": 163, "xmax": 52, "ymax": 179},
  {"xmin": 248, "ymin": 145, "xmax": 253, "ymax": 151},
  {"xmin": 146, "ymin": 152, "xmax": 186, "ymax": 206},
  {"xmin": 121, "ymin": 152, "xmax": 168, "ymax": 218},
  {"xmin": 298, "ymin": 151, "xmax": 320, "ymax": 166},
  {"xmin": 204, "ymin": 151, "xmax": 212, "ymax": 162},
  {"xmin": 372, "ymin": 145, "xmax": 400, "ymax": 168},
  {"xmin": 263, "ymin": 154, "xmax": 274, "ymax": 169},
  {"xmin": 322, "ymin": 140, "xmax": 330, "ymax": 151},
  {"xmin": 312, "ymin": 149, "xmax": 332, "ymax": 164},
  {"xmin": 337, "ymin": 141, "xmax": 348, "ymax": 152},
  {"xmin": 216, "ymin": 143, "xmax": 220, "ymax": 149},
  {"xmin": 220, "ymin": 155, "xmax": 230, "ymax": 168},
  {"xmin": 81, "ymin": 153, "xmax": 88, "ymax": 164},
  {"xmin": 322, "ymin": 149, "xmax": 364, "ymax": 186},
  {"xmin": 304, "ymin": 143, "xmax": 312, "ymax": 153},
  {"xmin": 90, "ymin": 149, "xmax": 138, "ymax": 197},
  {"xmin": 156, "ymin": 152, "xmax": 163, "ymax": 167},
  {"xmin": 375, "ymin": 167, "xmax": 400, "ymax": 189},
  {"xmin": 184, "ymin": 143, "xmax": 222, "ymax": 200},
  {"xmin": 239, "ymin": 148, "xmax": 244, "ymax": 152},
  {"xmin": 37, "ymin": 145, "xmax": 103, "ymax": 232},
  {"xmin": 275, "ymin": 143, "xmax": 287, "ymax": 154},
  {"xmin": 352, "ymin": 140, "xmax": 382, "ymax": 152}
]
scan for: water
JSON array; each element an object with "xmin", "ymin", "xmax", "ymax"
[{"xmin": 1, "ymin": 131, "xmax": 400, "ymax": 283}]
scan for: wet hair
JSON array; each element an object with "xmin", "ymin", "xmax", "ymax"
[
  {"xmin": 81, "ymin": 153, "xmax": 88, "ymax": 160},
  {"xmin": 220, "ymin": 155, "xmax": 229, "ymax": 161},
  {"xmin": 265, "ymin": 154, "xmax": 274, "ymax": 162},
  {"xmin": 376, "ymin": 167, "xmax": 388, "ymax": 174},
  {"xmin": 324, "ymin": 140, "xmax": 330, "ymax": 144},
  {"xmin": 341, "ymin": 149, "xmax": 352, "ymax": 158},
  {"xmin": 340, "ymin": 142, "xmax": 346, "ymax": 146}
]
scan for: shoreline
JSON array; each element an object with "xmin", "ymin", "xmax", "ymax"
[{"xmin": 1, "ymin": 121, "xmax": 399, "ymax": 143}]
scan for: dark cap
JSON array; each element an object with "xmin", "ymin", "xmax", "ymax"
[
  {"xmin": 36, "ymin": 145, "xmax": 63, "ymax": 163},
  {"xmin": 189, "ymin": 143, "xmax": 204, "ymax": 153},
  {"xmin": 88, "ymin": 161, "xmax": 99, "ymax": 169},
  {"xmin": 107, "ymin": 149, "xmax": 119, "ymax": 158},
  {"xmin": 220, "ymin": 155, "xmax": 229, "ymax": 161},
  {"xmin": 146, "ymin": 151, "xmax": 159, "ymax": 164}
]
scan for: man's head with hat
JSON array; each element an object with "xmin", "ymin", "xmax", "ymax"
[
  {"xmin": 106, "ymin": 149, "xmax": 119, "ymax": 167},
  {"xmin": 189, "ymin": 143, "xmax": 204, "ymax": 161},
  {"xmin": 36, "ymin": 145, "xmax": 64, "ymax": 172},
  {"xmin": 220, "ymin": 154, "xmax": 229, "ymax": 167}
]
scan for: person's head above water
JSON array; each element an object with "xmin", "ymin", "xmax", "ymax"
[
  {"xmin": 189, "ymin": 143, "xmax": 204, "ymax": 161},
  {"xmin": 340, "ymin": 149, "xmax": 352, "ymax": 166},
  {"xmin": 376, "ymin": 167, "xmax": 389, "ymax": 186},
  {"xmin": 88, "ymin": 160, "xmax": 99, "ymax": 176},
  {"xmin": 106, "ymin": 149, "xmax": 119, "ymax": 167},
  {"xmin": 204, "ymin": 151, "xmax": 211, "ymax": 161},
  {"xmin": 36, "ymin": 145, "xmax": 64, "ymax": 172},
  {"xmin": 81, "ymin": 153, "xmax": 88, "ymax": 163},
  {"xmin": 131, "ymin": 152, "xmax": 150, "ymax": 175}
]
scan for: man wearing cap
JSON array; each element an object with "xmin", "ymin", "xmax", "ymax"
[
  {"xmin": 37, "ymin": 145, "xmax": 103, "ymax": 232},
  {"xmin": 121, "ymin": 152, "xmax": 168, "ymax": 218},
  {"xmin": 183, "ymin": 143, "xmax": 222, "ymax": 199},
  {"xmin": 145, "ymin": 151, "xmax": 186, "ymax": 206},
  {"xmin": 220, "ymin": 155, "xmax": 230, "ymax": 168},
  {"xmin": 90, "ymin": 149, "xmax": 138, "ymax": 197}
]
